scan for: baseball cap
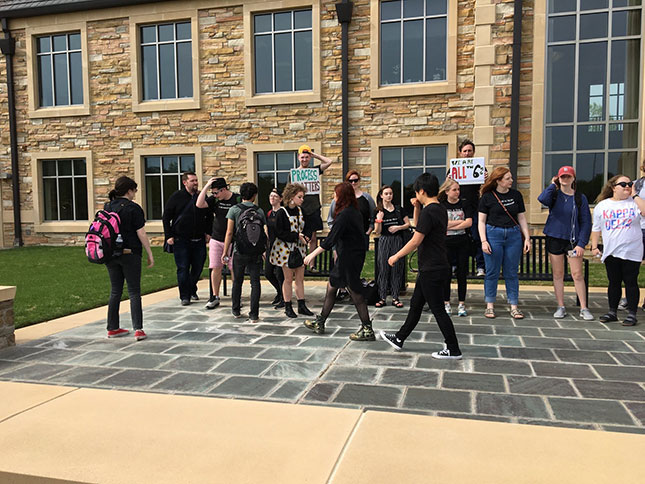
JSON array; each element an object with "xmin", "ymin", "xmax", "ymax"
[
  {"xmin": 558, "ymin": 166, "xmax": 575, "ymax": 178},
  {"xmin": 212, "ymin": 177, "xmax": 228, "ymax": 189},
  {"xmin": 298, "ymin": 144, "xmax": 312, "ymax": 155}
]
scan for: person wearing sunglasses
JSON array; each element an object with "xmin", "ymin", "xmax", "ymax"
[{"xmin": 591, "ymin": 175, "xmax": 645, "ymax": 326}]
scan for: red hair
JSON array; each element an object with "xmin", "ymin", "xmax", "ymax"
[
  {"xmin": 345, "ymin": 170, "xmax": 360, "ymax": 181},
  {"xmin": 334, "ymin": 182, "xmax": 358, "ymax": 216}
]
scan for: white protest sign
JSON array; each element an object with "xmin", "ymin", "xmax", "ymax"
[
  {"xmin": 290, "ymin": 167, "xmax": 321, "ymax": 195},
  {"xmin": 448, "ymin": 157, "xmax": 486, "ymax": 185}
]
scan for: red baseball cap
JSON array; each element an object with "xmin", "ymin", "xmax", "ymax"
[{"xmin": 558, "ymin": 166, "xmax": 575, "ymax": 178}]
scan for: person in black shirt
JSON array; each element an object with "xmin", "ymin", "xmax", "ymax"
[
  {"xmin": 478, "ymin": 167, "xmax": 531, "ymax": 319},
  {"xmin": 304, "ymin": 182, "xmax": 375, "ymax": 340},
  {"xmin": 265, "ymin": 188, "xmax": 285, "ymax": 308},
  {"xmin": 380, "ymin": 173, "xmax": 462, "ymax": 359},
  {"xmin": 104, "ymin": 176, "xmax": 154, "ymax": 341},
  {"xmin": 162, "ymin": 172, "xmax": 212, "ymax": 306},
  {"xmin": 196, "ymin": 177, "xmax": 241, "ymax": 309}
]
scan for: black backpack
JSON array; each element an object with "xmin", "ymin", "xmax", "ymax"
[{"xmin": 235, "ymin": 204, "xmax": 267, "ymax": 256}]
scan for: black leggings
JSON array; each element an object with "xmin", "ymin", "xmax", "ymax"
[
  {"xmin": 264, "ymin": 252, "xmax": 284, "ymax": 298},
  {"xmin": 443, "ymin": 236, "xmax": 470, "ymax": 302},
  {"xmin": 320, "ymin": 282, "xmax": 371, "ymax": 326},
  {"xmin": 604, "ymin": 255, "xmax": 640, "ymax": 313}
]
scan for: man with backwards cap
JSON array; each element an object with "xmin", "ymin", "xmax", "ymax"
[
  {"xmin": 294, "ymin": 144, "xmax": 334, "ymax": 255},
  {"xmin": 196, "ymin": 177, "xmax": 241, "ymax": 309}
]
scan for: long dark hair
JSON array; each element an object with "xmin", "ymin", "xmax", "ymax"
[
  {"xmin": 553, "ymin": 174, "xmax": 582, "ymax": 208},
  {"xmin": 334, "ymin": 182, "xmax": 358, "ymax": 217},
  {"xmin": 376, "ymin": 185, "xmax": 394, "ymax": 213},
  {"xmin": 109, "ymin": 176, "xmax": 137, "ymax": 200}
]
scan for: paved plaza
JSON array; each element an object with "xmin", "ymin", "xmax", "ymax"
[{"xmin": 1, "ymin": 284, "xmax": 645, "ymax": 434}]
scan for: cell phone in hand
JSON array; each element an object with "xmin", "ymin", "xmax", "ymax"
[{"xmin": 567, "ymin": 249, "xmax": 577, "ymax": 258}]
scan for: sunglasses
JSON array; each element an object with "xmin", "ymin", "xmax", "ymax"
[
  {"xmin": 348, "ymin": 178, "xmax": 360, "ymax": 183},
  {"xmin": 614, "ymin": 181, "xmax": 634, "ymax": 188}
]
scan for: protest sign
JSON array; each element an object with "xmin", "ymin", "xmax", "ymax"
[
  {"xmin": 448, "ymin": 157, "xmax": 486, "ymax": 185},
  {"xmin": 290, "ymin": 168, "xmax": 321, "ymax": 195}
]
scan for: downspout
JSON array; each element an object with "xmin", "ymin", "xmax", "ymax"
[
  {"xmin": 0, "ymin": 18, "xmax": 22, "ymax": 246},
  {"xmin": 509, "ymin": 0, "xmax": 523, "ymax": 188},
  {"xmin": 335, "ymin": 1, "xmax": 353, "ymax": 178}
]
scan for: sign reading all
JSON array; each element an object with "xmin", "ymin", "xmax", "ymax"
[
  {"xmin": 290, "ymin": 168, "xmax": 321, "ymax": 195},
  {"xmin": 448, "ymin": 157, "xmax": 486, "ymax": 185}
]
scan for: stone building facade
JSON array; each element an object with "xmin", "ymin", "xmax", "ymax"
[{"xmin": 0, "ymin": 0, "xmax": 642, "ymax": 247}]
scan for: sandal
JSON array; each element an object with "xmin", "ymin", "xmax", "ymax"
[
  {"xmin": 510, "ymin": 308, "xmax": 524, "ymax": 319},
  {"xmin": 375, "ymin": 300, "xmax": 386, "ymax": 308},
  {"xmin": 392, "ymin": 299, "xmax": 404, "ymax": 308},
  {"xmin": 484, "ymin": 308, "xmax": 496, "ymax": 319}
]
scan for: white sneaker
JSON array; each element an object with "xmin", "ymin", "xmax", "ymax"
[
  {"xmin": 205, "ymin": 296, "xmax": 220, "ymax": 310},
  {"xmin": 432, "ymin": 344, "xmax": 463, "ymax": 360},
  {"xmin": 458, "ymin": 304, "xmax": 467, "ymax": 317},
  {"xmin": 579, "ymin": 308, "xmax": 594, "ymax": 321},
  {"xmin": 444, "ymin": 303, "xmax": 452, "ymax": 315},
  {"xmin": 553, "ymin": 306, "xmax": 567, "ymax": 318},
  {"xmin": 476, "ymin": 268, "xmax": 486, "ymax": 277},
  {"xmin": 618, "ymin": 298, "xmax": 628, "ymax": 311}
]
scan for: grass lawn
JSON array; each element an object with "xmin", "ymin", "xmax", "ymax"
[{"xmin": 0, "ymin": 246, "xmax": 621, "ymax": 329}]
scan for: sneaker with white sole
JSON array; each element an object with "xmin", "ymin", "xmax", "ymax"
[
  {"xmin": 134, "ymin": 329, "xmax": 147, "ymax": 341},
  {"xmin": 380, "ymin": 331, "xmax": 403, "ymax": 351},
  {"xmin": 618, "ymin": 298, "xmax": 628, "ymax": 311},
  {"xmin": 444, "ymin": 303, "xmax": 452, "ymax": 315},
  {"xmin": 553, "ymin": 306, "xmax": 567, "ymax": 318},
  {"xmin": 458, "ymin": 304, "xmax": 467, "ymax": 317},
  {"xmin": 476, "ymin": 268, "xmax": 486, "ymax": 277},
  {"xmin": 432, "ymin": 345, "xmax": 463, "ymax": 360},
  {"xmin": 107, "ymin": 328, "xmax": 129, "ymax": 338},
  {"xmin": 579, "ymin": 308, "xmax": 594, "ymax": 321},
  {"xmin": 205, "ymin": 296, "xmax": 220, "ymax": 310}
]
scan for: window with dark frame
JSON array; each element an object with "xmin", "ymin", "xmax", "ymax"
[
  {"xmin": 41, "ymin": 159, "xmax": 88, "ymax": 221},
  {"xmin": 256, "ymin": 151, "xmax": 298, "ymax": 213},
  {"xmin": 36, "ymin": 32, "xmax": 83, "ymax": 107},
  {"xmin": 144, "ymin": 155, "xmax": 196, "ymax": 220}
]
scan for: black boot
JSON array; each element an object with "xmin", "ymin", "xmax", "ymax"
[
  {"xmin": 271, "ymin": 294, "xmax": 282, "ymax": 306},
  {"xmin": 350, "ymin": 321, "xmax": 375, "ymax": 341},
  {"xmin": 298, "ymin": 299, "xmax": 314, "ymax": 316},
  {"xmin": 284, "ymin": 301, "xmax": 297, "ymax": 318},
  {"xmin": 303, "ymin": 315, "xmax": 326, "ymax": 334}
]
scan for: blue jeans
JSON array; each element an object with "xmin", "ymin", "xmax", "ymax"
[
  {"xmin": 483, "ymin": 225, "xmax": 522, "ymax": 305},
  {"xmin": 173, "ymin": 238, "xmax": 207, "ymax": 300}
]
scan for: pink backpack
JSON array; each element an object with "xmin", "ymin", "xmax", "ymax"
[{"xmin": 85, "ymin": 204, "xmax": 126, "ymax": 264}]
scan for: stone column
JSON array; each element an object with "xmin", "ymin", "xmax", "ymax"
[{"xmin": 0, "ymin": 286, "xmax": 17, "ymax": 349}]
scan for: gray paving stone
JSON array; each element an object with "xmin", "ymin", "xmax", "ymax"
[
  {"xmin": 556, "ymin": 320, "xmax": 606, "ymax": 330},
  {"xmin": 0, "ymin": 363, "xmax": 71, "ymax": 381},
  {"xmin": 97, "ymin": 369, "xmax": 173, "ymax": 388},
  {"xmin": 601, "ymin": 426, "xmax": 645, "ymax": 435},
  {"xmin": 499, "ymin": 347, "xmax": 556, "ymax": 361},
  {"xmin": 306, "ymin": 350, "xmax": 338, "ymax": 363},
  {"xmin": 593, "ymin": 365, "xmax": 645, "ymax": 382},
  {"xmin": 37, "ymin": 338, "xmax": 89, "ymax": 350},
  {"xmin": 210, "ymin": 346, "xmax": 265, "ymax": 358},
  {"xmin": 472, "ymin": 335, "xmax": 523, "ymax": 347},
  {"xmin": 154, "ymin": 343, "xmax": 212, "ymax": 356},
  {"xmin": 549, "ymin": 398, "xmax": 635, "ymax": 425},
  {"xmin": 213, "ymin": 334, "xmax": 260, "ymax": 345},
  {"xmin": 403, "ymin": 388, "xmax": 471, "ymax": 413},
  {"xmin": 0, "ymin": 346, "xmax": 48, "ymax": 360},
  {"xmin": 493, "ymin": 326, "xmax": 541, "ymax": 336},
  {"xmin": 590, "ymin": 329, "xmax": 644, "ymax": 341},
  {"xmin": 269, "ymin": 380, "xmax": 310, "ymax": 401},
  {"xmin": 65, "ymin": 350, "xmax": 130, "ymax": 367},
  {"xmin": 0, "ymin": 359, "xmax": 27, "ymax": 374},
  {"xmin": 452, "ymin": 324, "xmax": 493, "ymax": 335},
  {"xmin": 298, "ymin": 337, "xmax": 348, "ymax": 349},
  {"xmin": 456, "ymin": 345, "xmax": 499, "ymax": 358},
  {"xmin": 361, "ymin": 352, "xmax": 415, "ymax": 368},
  {"xmin": 108, "ymin": 353, "xmax": 177, "ymax": 369},
  {"xmin": 506, "ymin": 376, "xmax": 577, "ymax": 397},
  {"xmin": 119, "ymin": 342, "xmax": 179, "ymax": 354},
  {"xmin": 253, "ymin": 335, "xmax": 303, "ymax": 346},
  {"xmin": 541, "ymin": 328, "xmax": 591, "ymax": 339},
  {"xmin": 416, "ymin": 356, "xmax": 468, "ymax": 371},
  {"xmin": 158, "ymin": 356, "xmax": 222, "ymax": 373},
  {"xmin": 573, "ymin": 379, "xmax": 645, "ymax": 401},
  {"xmin": 334, "ymin": 384, "xmax": 403, "ymax": 407},
  {"xmin": 522, "ymin": 337, "xmax": 575, "ymax": 349},
  {"xmin": 473, "ymin": 358, "xmax": 532, "ymax": 375},
  {"xmin": 323, "ymin": 366, "xmax": 380, "ymax": 384},
  {"xmin": 257, "ymin": 347, "xmax": 313, "ymax": 361},
  {"xmin": 531, "ymin": 361, "xmax": 597, "ymax": 379},
  {"xmin": 442, "ymin": 372, "xmax": 506, "ymax": 392},
  {"xmin": 264, "ymin": 361, "xmax": 326, "ymax": 380},
  {"xmin": 254, "ymin": 324, "xmax": 292, "ymax": 335},
  {"xmin": 610, "ymin": 352, "xmax": 645, "ymax": 366},
  {"xmin": 625, "ymin": 402, "xmax": 645, "ymax": 425},
  {"xmin": 45, "ymin": 366, "xmax": 123, "ymax": 385},
  {"xmin": 150, "ymin": 373, "xmax": 224, "ymax": 393},
  {"xmin": 210, "ymin": 376, "xmax": 280, "ymax": 397},
  {"xmin": 169, "ymin": 332, "xmax": 220, "ymax": 343},
  {"xmin": 628, "ymin": 342, "xmax": 645, "ymax": 353},
  {"xmin": 514, "ymin": 319, "xmax": 559, "ymax": 328},
  {"xmin": 333, "ymin": 350, "xmax": 363, "ymax": 365},
  {"xmin": 212, "ymin": 358, "xmax": 274, "ymax": 376},
  {"xmin": 303, "ymin": 383, "xmax": 338, "ymax": 402},
  {"xmin": 573, "ymin": 339, "xmax": 634, "ymax": 352},
  {"xmin": 476, "ymin": 393, "xmax": 549, "ymax": 419},
  {"xmin": 554, "ymin": 349, "xmax": 616, "ymax": 365},
  {"xmin": 437, "ymin": 413, "xmax": 512, "ymax": 423},
  {"xmin": 516, "ymin": 419, "xmax": 595, "ymax": 430},
  {"xmin": 379, "ymin": 368, "xmax": 438, "ymax": 388},
  {"xmin": 18, "ymin": 348, "xmax": 86, "ymax": 364}
]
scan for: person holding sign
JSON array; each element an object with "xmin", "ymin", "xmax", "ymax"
[
  {"xmin": 478, "ymin": 167, "xmax": 531, "ymax": 319},
  {"xmin": 292, "ymin": 144, "xmax": 334, "ymax": 255}
]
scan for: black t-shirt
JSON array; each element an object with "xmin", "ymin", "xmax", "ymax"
[
  {"xmin": 300, "ymin": 165, "xmax": 323, "ymax": 216},
  {"xmin": 357, "ymin": 196, "xmax": 372, "ymax": 233},
  {"xmin": 440, "ymin": 199, "xmax": 473, "ymax": 237},
  {"xmin": 479, "ymin": 188, "xmax": 526, "ymax": 228},
  {"xmin": 206, "ymin": 192, "xmax": 240, "ymax": 242},
  {"xmin": 416, "ymin": 203, "xmax": 450, "ymax": 274},
  {"xmin": 459, "ymin": 184, "xmax": 482, "ymax": 213},
  {"xmin": 381, "ymin": 206, "xmax": 403, "ymax": 237},
  {"xmin": 104, "ymin": 198, "xmax": 145, "ymax": 256}
]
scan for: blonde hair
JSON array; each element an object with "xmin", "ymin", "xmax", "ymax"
[
  {"xmin": 282, "ymin": 183, "xmax": 306, "ymax": 205},
  {"xmin": 438, "ymin": 178, "xmax": 458, "ymax": 202}
]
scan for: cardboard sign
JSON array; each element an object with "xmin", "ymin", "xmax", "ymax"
[
  {"xmin": 290, "ymin": 168, "xmax": 321, "ymax": 195},
  {"xmin": 448, "ymin": 157, "xmax": 486, "ymax": 185}
]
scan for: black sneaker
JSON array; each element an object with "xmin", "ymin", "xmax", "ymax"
[
  {"xmin": 599, "ymin": 312, "xmax": 618, "ymax": 323},
  {"xmin": 181, "ymin": 299, "xmax": 191, "ymax": 306},
  {"xmin": 380, "ymin": 331, "xmax": 403, "ymax": 351},
  {"xmin": 432, "ymin": 345, "xmax": 463, "ymax": 360},
  {"xmin": 232, "ymin": 309, "xmax": 243, "ymax": 318},
  {"xmin": 205, "ymin": 296, "xmax": 220, "ymax": 310},
  {"xmin": 623, "ymin": 313, "xmax": 638, "ymax": 326},
  {"xmin": 191, "ymin": 294, "xmax": 199, "ymax": 301},
  {"xmin": 271, "ymin": 294, "xmax": 282, "ymax": 306}
]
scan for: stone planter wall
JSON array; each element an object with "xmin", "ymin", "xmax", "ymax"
[{"xmin": 0, "ymin": 286, "xmax": 17, "ymax": 349}]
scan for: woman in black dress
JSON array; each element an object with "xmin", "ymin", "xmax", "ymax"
[
  {"xmin": 264, "ymin": 188, "xmax": 285, "ymax": 308},
  {"xmin": 303, "ymin": 182, "xmax": 374, "ymax": 341}
]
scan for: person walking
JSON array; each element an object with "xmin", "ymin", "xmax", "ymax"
[
  {"xmin": 478, "ymin": 167, "xmax": 531, "ymax": 319},
  {"xmin": 269, "ymin": 183, "xmax": 314, "ymax": 318},
  {"xmin": 303, "ymin": 182, "xmax": 375, "ymax": 340},
  {"xmin": 374, "ymin": 185, "xmax": 410, "ymax": 308},
  {"xmin": 538, "ymin": 166, "xmax": 593, "ymax": 320},
  {"xmin": 196, "ymin": 177, "xmax": 240, "ymax": 309},
  {"xmin": 162, "ymin": 172, "xmax": 212, "ymax": 306},
  {"xmin": 221, "ymin": 182, "xmax": 266, "ymax": 323},
  {"xmin": 329, "ymin": 170, "xmax": 376, "ymax": 250},
  {"xmin": 438, "ymin": 178, "xmax": 473, "ymax": 317},
  {"xmin": 265, "ymin": 188, "xmax": 285, "ymax": 308},
  {"xmin": 104, "ymin": 176, "xmax": 154, "ymax": 341},
  {"xmin": 590, "ymin": 175, "xmax": 645, "ymax": 326},
  {"xmin": 380, "ymin": 173, "xmax": 462, "ymax": 359}
]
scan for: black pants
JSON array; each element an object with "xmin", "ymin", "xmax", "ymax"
[
  {"xmin": 396, "ymin": 271, "xmax": 460, "ymax": 353},
  {"xmin": 173, "ymin": 238, "xmax": 206, "ymax": 300},
  {"xmin": 264, "ymin": 249, "xmax": 284, "ymax": 298},
  {"xmin": 106, "ymin": 253, "xmax": 142, "ymax": 330},
  {"xmin": 604, "ymin": 255, "xmax": 640, "ymax": 313},
  {"xmin": 444, "ymin": 236, "xmax": 470, "ymax": 302},
  {"xmin": 232, "ymin": 253, "xmax": 262, "ymax": 319}
]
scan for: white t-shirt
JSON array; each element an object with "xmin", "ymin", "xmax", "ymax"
[{"xmin": 592, "ymin": 198, "xmax": 643, "ymax": 262}]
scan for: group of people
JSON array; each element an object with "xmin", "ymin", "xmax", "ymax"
[{"xmin": 99, "ymin": 140, "xmax": 645, "ymax": 350}]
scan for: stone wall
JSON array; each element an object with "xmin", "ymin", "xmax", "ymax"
[{"xmin": 0, "ymin": 287, "xmax": 17, "ymax": 349}]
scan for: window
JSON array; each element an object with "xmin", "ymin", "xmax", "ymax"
[
  {"xmin": 144, "ymin": 155, "xmax": 195, "ymax": 219},
  {"xmin": 380, "ymin": 145, "xmax": 448, "ymax": 215},
  {"xmin": 140, "ymin": 21, "xmax": 193, "ymax": 101},
  {"xmin": 256, "ymin": 151, "xmax": 298, "ymax": 213},
  {"xmin": 380, "ymin": 0, "xmax": 447, "ymax": 86},
  {"xmin": 253, "ymin": 9, "xmax": 313, "ymax": 94},
  {"xmin": 544, "ymin": 0, "xmax": 641, "ymax": 202},
  {"xmin": 36, "ymin": 32, "xmax": 83, "ymax": 107},
  {"xmin": 41, "ymin": 159, "xmax": 88, "ymax": 221}
]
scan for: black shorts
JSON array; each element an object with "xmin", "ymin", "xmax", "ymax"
[
  {"xmin": 546, "ymin": 236, "xmax": 575, "ymax": 256},
  {"xmin": 304, "ymin": 212, "xmax": 323, "ymax": 235}
]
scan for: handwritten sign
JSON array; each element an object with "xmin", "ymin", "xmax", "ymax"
[
  {"xmin": 448, "ymin": 157, "xmax": 486, "ymax": 185},
  {"xmin": 290, "ymin": 168, "xmax": 321, "ymax": 195}
]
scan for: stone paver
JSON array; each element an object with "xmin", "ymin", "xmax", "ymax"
[{"xmin": 2, "ymin": 287, "xmax": 645, "ymax": 433}]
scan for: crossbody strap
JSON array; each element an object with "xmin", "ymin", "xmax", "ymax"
[{"xmin": 492, "ymin": 191, "xmax": 519, "ymax": 227}]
